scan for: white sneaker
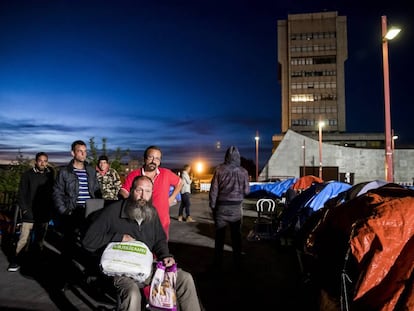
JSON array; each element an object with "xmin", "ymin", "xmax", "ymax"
[{"xmin": 7, "ymin": 263, "xmax": 20, "ymax": 272}]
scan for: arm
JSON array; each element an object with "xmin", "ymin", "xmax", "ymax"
[
  {"xmin": 18, "ymin": 171, "xmax": 32, "ymax": 220},
  {"xmin": 119, "ymin": 170, "xmax": 138, "ymax": 199},
  {"xmin": 118, "ymin": 188, "xmax": 129, "ymax": 199},
  {"xmin": 244, "ymin": 170, "xmax": 250, "ymax": 196},
  {"xmin": 53, "ymin": 169, "xmax": 70, "ymax": 215},
  {"xmin": 112, "ymin": 169, "xmax": 122, "ymax": 193},
  {"xmin": 209, "ymin": 171, "xmax": 218, "ymax": 209},
  {"xmin": 82, "ymin": 207, "xmax": 123, "ymax": 253}
]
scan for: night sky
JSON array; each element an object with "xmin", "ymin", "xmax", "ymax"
[{"xmin": 0, "ymin": 0, "xmax": 412, "ymax": 170}]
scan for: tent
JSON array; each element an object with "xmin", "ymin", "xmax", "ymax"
[
  {"xmin": 248, "ymin": 177, "xmax": 297, "ymax": 199},
  {"xmin": 304, "ymin": 183, "xmax": 414, "ymax": 311},
  {"xmin": 292, "ymin": 175, "xmax": 323, "ymax": 191},
  {"xmin": 305, "ymin": 181, "xmax": 352, "ymax": 211}
]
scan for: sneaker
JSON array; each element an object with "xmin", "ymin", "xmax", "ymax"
[
  {"xmin": 178, "ymin": 216, "xmax": 183, "ymax": 222},
  {"xmin": 186, "ymin": 216, "xmax": 196, "ymax": 222},
  {"xmin": 7, "ymin": 263, "xmax": 20, "ymax": 272}
]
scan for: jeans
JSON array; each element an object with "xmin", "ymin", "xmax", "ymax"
[
  {"xmin": 178, "ymin": 193, "xmax": 191, "ymax": 217},
  {"xmin": 16, "ymin": 221, "xmax": 48, "ymax": 255}
]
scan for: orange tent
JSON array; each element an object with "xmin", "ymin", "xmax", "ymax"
[
  {"xmin": 292, "ymin": 175, "xmax": 323, "ymax": 191},
  {"xmin": 305, "ymin": 184, "xmax": 414, "ymax": 311}
]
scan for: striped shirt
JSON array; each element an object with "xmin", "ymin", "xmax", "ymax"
[{"xmin": 74, "ymin": 168, "xmax": 91, "ymax": 206}]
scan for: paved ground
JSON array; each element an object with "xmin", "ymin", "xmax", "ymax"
[{"xmin": 0, "ymin": 192, "xmax": 319, "ymax": 310}]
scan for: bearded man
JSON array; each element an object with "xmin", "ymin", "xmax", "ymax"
[{"xmin": 82, "ymin": 175, "xmax": 201, "ymax": 311}]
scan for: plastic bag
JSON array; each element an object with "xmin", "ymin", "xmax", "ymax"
[
  {"xmin": 148, "ymin": 261, "xmax": 177, "ymax": 311},
  {"xmin": 100, "ymin": 241, "xmax": 153, "ymax": 284}
]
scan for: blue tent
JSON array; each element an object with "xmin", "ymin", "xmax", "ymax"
[
  {"xmin": 305, "ymin": 181, "xmax": 352, "ymax": 211},
  {"xmin": 248, "ymin": 177, "xmax": 297, "ymax": 198}
]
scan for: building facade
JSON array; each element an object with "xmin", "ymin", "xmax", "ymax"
[
  {"xmin": 277, "ymin": 11, "xmax": 347, "ymax": 134},
  {"xmin": 262, "ymin": 130, "xmax": 414, "ymax": 185}
]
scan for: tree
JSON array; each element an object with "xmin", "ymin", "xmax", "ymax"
[
  {"xmin": 0, "ymin": 152, "xmax": 31, "ymax": 193},
  {"xmin": 88, "ymin": 137, "xmax": 129, "ymax": 172},
  {"xmin": 241, "ymin": 156, "xmax": 255, "ymax": 181}
]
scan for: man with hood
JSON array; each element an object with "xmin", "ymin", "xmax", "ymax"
[{"xmin": 209, "ymin": 146, "xmax": 250, "ymax": 270}]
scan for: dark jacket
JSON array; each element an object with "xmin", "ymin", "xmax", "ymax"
[
  {"xmin": 18, "ymin": 167, "xmax": 55, "ymax": 223},
  {"xmin": 209, "ymin": 146, "xmax": 250, "ymax": 209},
  {"xmin": 82, "ymin": 200, "xmax": 171, "ymax": 260},
  {"xmin": 53, "ymin": 160, "xmax": 101, "ymax": 215}
]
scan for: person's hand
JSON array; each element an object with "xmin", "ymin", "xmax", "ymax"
[
  {"xmin": 122, "ymin": 234, "xmax": 135, "ymax": 242},
  {"xmin": 62, "ymin": 208, "xmax": 72, "ymax": 216},
  {"xmin": 168, "ymin": 196, "xmax": 177, "ymax": 206},
  {"xmin": 162, "ymin": 256, "xmax": 176, "ymax": 267}
]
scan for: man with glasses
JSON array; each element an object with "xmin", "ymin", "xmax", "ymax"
[{"xmin": 119, "ymin": 146, "xmax": 182, "ymax": 238}]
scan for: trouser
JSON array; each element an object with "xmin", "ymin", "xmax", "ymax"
[
  {"xmin": 15, "ymin": 221, "xmax": 49, "ymax": 255},
  {"xmin": 113, "ymin": 269, "xmax": 201, "ymax": 311},
  {"xmin": 214, "ymin": 219, "xmax": 242, "ymax": 267},
  {"xmin": 178, "ymin": 193, "xmax": 191, "ymax": 217}
]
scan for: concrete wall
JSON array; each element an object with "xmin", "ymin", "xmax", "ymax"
[{"xmin": 260, "ymin": 130, "xmax": 414, "ymax": 185}]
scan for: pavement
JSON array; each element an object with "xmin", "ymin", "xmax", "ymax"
[{"xmin": 0, "ymin": 192, "xmax": 319, "ymax": 310}]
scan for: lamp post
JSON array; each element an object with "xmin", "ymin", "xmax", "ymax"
[
  {"xmin": 392, "ymin": 129, "xmax": 398, "ymax": 179},
  {"xmin": 302, "ymin": 139, "xmax": 306, "ymax": 176},
  {"xmin": 382, "ymin": 15, "xmax": 401, "ymax": 182},
  {"xmin": 255, "ymin": 130, "xmax": 260, "ymax": 181},
  {"xmin": 195, "ymin": 161, "xmax": 203, "ymax": 192},
  {"xmin": 318, "ymin": 120, "xmax": 325, "ymax": 179}
]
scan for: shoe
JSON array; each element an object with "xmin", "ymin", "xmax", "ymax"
[
  {"xmin": 178, "ymin": 216, "xmax": 183, "ymax": 222},
  {"xmin": 7, "ymin": 263, "xmax": 20, "ymax": 272},
  {"xmin": 186, "ymin": 216, "xmax": 196, "ymax": 222}
]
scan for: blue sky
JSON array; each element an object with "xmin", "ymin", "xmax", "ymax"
[{"xmin": 0, "ymin": 0, "xmax": 412, "ymax": 169}]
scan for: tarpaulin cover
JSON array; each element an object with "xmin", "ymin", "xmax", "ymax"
[
  {"xmin": 249, "ymin": 177, "xmax": 297, "ymax": 198},
  {"xmin": 306, "ymin": 184, "xmax": 414, "ymax": 311},
  {"xmin": 350, "ymin": 193, "xmax": 414, "ymax": 311},
  {"xmin": 305, "ymin": 181, "xmax": 351, "ymax": 211},
  {"xmin": 355, "ymin": 179, "xmax": 387, "ymax": 197},
  {"xmin": 292, "ymin": 175, "xmax": 323, "ymax": 191}
]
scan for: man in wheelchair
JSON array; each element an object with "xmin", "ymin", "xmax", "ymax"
[{"xmin": 82, "ymin": 175, "xmax": 201, "ymax": 311}]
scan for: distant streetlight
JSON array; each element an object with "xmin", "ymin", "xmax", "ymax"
[
  {"xmin": 318, "ymin": 120, "xmax": 325, "ymax": 179},
  {"xmin": 382, "ymin": 15, "xmax": 401, "ymax": 182},
  {"xmin": 255, "ymin": 130, "xmax": 260, "ymax": 181}
]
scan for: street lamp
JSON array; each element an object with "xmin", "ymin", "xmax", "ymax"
[
  {"xmin": 318, "ymin": 120, "xmax": 325, "ymax": 179},
  {"xmin": 255, "ymin": 130, "xmax": 260, "ymax": 181},
  {"xmin": 302, "ymin": 140, "xmax": 306, "ymax": 176},
  {"xmin": 382, "ymin": 15, "xmax": 401, "ymax": 182},
  {"xmin": 195, "ymin": 161, "xmax": 204, "ymax": 192},
  {"xmin": 392, "ymin": 129, "xmax": 398, "ymax": 179}
]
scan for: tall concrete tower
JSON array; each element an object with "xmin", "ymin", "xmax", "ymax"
[{"xmin": 277, "ymin": 11, "xmax": 347, "ymax": 134}]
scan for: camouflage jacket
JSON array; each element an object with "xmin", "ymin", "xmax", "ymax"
[{"xmin": 96, "ymin": 168, "xmax": 122, "ymax": 200}]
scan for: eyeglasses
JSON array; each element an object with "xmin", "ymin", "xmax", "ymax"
[{"xmin": 146, "ymin": 155, "xmax": 161, "ymax": 162}]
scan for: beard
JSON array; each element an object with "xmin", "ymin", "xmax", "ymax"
[
  {"xmin": 125, "ymin": 197, "xmax": 156, "ymax": 222},
  {"xmin": 144, "ymin": 162, "xmax": 157, "ymax": 172}
]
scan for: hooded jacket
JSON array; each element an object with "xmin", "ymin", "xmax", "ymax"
[{"xmin": 209, "ymin": 146, "xmax": 250, "ymax": 209}]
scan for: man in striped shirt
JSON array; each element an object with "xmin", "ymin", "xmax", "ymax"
[{"xmin": 53, "ymin": 140, "xmax": 101, "ymax": 288}]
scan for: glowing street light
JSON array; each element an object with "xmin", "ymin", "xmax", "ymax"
[
  {"xmin": 318, "ymin": 120, "xmax": 325, "ymax": 179},
  {"xmin": 255, "ymin": 130, "xmax": 260, "ymax": 181},
  {"xmin": 194, "ymin": 161, "xmax": 204, "ymax": 192},
  {"xmin": 382, "ymin": 15, "xmax": 401, "ymax": 182}
]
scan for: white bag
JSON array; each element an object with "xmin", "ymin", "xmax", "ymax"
[
  {"xmin": 100, "ymin": 241, "xmax": 153, "ymax": 283},
  {"xmin": 148, "ymin": 261, "xmax": 177, "ymax": 311}
]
